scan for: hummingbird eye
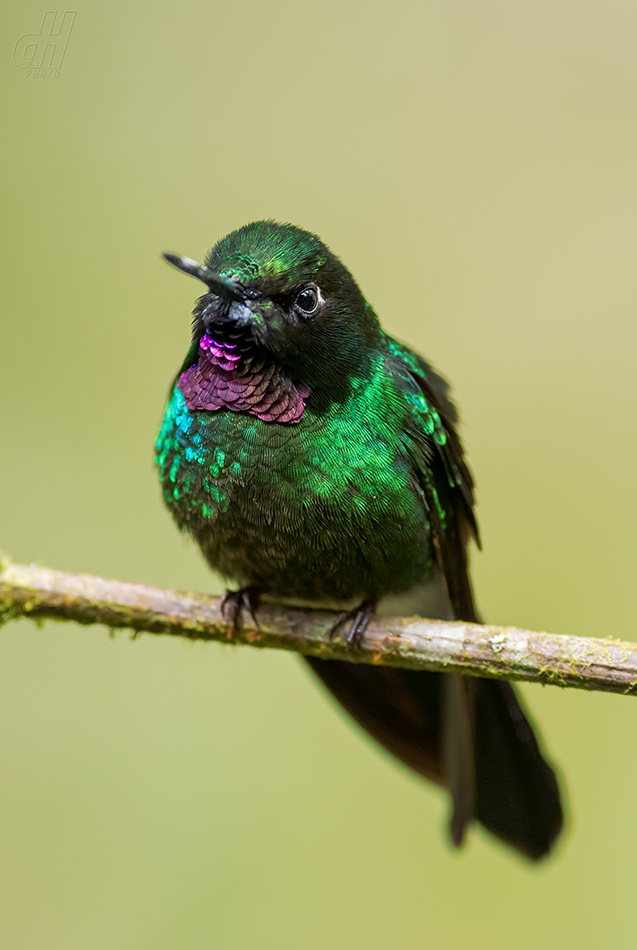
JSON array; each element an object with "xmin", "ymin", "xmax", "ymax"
[{"xmin": 294, "ymin": 285, "xmax": 320, "ymax": 316}]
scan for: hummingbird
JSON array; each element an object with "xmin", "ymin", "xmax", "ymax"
[{"xmin": 155, "ymin": 220, "xmax": 563, "ymax": 860}]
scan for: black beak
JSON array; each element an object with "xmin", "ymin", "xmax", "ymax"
[{"xmin": 162, "ymin": 252, "xmax": 244, "ymax": 302}]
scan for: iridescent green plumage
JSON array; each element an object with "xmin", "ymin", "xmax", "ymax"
[
  {"xmin": 156, "ymin": 220, "xmax": 563, "ymax": 860},
  {"xmin": 157, "ymin": 344, "xmax": 448, "ymax": 601}
]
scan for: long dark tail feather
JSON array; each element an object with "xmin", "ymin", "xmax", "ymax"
[
  {"xmin": 304, "ymin": 658, "xmax": 563, "ymax": 860},
  {"xmin": 473, "ymin": 679, "xmax": 563, "ymax": 859}
]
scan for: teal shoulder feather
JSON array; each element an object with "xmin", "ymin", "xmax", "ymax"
[{"xmin": 385, "ymin": 335, "xmax": 480, "ymax": 622}]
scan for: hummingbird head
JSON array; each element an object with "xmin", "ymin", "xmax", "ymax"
[{"xmin": 164, "ymin": 221, "xmax": 382, "ymax": 398}]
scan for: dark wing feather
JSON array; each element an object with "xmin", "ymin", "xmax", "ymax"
[
  {"xmin": 385, "ymin": 336, "xmax": 480, "ymax": 623},
  {"xmin": 389, "ymin": 336, "xmax": 563, "ymax": 856},
  {"xmin": 307, "ymin": 337, "xmax": 563, "ymax": 859}
]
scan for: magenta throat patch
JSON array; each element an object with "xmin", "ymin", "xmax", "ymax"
[{"xmin": 178, "ymin": 334, "xmax": 309, "ymax": 424}]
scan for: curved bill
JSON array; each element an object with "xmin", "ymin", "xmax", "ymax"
[{"xmin": 162, "ymin": 252, "xmax": 244, "ymax": 301}]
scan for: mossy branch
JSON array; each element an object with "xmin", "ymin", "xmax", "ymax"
[{"xmin": 1, "ymin": 550, "xmax": 636, "ymax": 695}]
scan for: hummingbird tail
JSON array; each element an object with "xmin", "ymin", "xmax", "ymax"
[
  {"xmin": 304, "ymin": 658, "xmax": 563, "ymax": 860},
  {"xmin": 472, "ymin": 677, "xmax": 563, "ymax": 859}
]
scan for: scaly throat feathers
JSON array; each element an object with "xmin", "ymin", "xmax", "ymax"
[{"xmin": 178, "ymin": 333, "xmax": 310, "ymax": 424}]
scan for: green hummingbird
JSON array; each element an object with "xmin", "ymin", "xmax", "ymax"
[{"xmin": 155, "ymin": 220, "xmax": 563, "ymax": 860}]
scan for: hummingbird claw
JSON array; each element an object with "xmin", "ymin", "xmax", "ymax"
[
  {"xmin": 328, "ymin": 599, "xmax": 376, "ymax": 650},
  {"xmin": 221, "ymin": 586, "xmax": 261, "ymax": 634}
]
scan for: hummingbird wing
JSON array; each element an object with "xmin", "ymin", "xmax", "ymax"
[
  {"xmin": 307, "ymin": 339, "xmax": 563, "ymax": 859},
  {"xmin": 386, "ymin": 339, "xmax": 481, "ymax": 843},
  {"xmin": 386, "ymin": 337, "xmax": 480, "ymax": 623},
  {"xmin": 391, "ymin": 337, "xmax": 564, "ymax": 857}
]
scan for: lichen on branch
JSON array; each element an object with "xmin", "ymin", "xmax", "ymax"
[{"xmin": 1, "ymin": 551, "xmax": 636, "ymax": 695}]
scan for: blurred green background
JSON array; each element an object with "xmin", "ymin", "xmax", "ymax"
[{"xmin": 2, "ymin": 0, "xmax": 637, "ymax": 946}]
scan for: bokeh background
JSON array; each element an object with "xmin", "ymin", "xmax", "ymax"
[{"xmin": 2, "ymin": 1, "xmax": 637, "ymax": 946}]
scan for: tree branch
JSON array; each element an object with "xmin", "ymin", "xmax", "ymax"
[{"xmin": 1, "ymin": 550, "xmax": 635, "ymax": 695}]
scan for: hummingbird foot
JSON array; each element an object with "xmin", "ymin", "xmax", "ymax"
[
  {"xmin": 221, "ymin": 586, "xmax": 261, "ymax": 634},
  {"xmin": 328, "ymin": 599, "xmax": 376, "ymax": 650}
]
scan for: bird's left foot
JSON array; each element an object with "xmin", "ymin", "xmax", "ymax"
[
  {"xmin": 328, "ymin": 599, "xmax": 376, "ymax": 650},
  {"xmin": 221, "ymin": 586, "xmax": 261, "ymax": 634}
]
